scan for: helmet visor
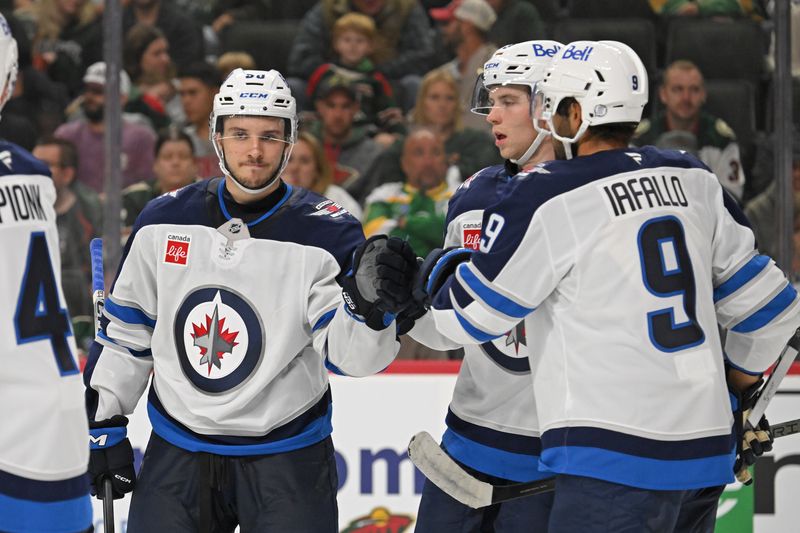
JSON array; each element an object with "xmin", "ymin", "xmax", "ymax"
[{"xmin": 470, "ymin": 74, "xmax": 542, "ymax": 118}]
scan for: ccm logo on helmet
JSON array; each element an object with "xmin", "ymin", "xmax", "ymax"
[
  {"xmin": 562, "ymin": 44, "xmax": 593, "ymax": 61},
  {"xmin": 484, "ymin": 62, "xmax": 499, "ymax": 69},
  {"xmin": 239, "ymin": 92, "xmax": 269, "ymax": 99},
  {"xmin": 532, "ymin": 43, "xmax": 559, "ymax": 57}
]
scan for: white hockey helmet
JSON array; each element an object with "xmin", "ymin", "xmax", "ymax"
[
  {"xmin": 471, "ymin": 40, "xmax": 563, "ymax": 166},
  {"xmin": 211, "ymin": 68, "xmax": 297, "ymax": 194},
  {"xmin": 537, "ymin": 40, "xmax": 648, "ymax": 158},
  {"xmin": 0, "ymin": 14, "xmax": 18, "ymax": 118}
]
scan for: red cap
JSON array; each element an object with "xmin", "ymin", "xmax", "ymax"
[{"xmin": 429, "ymin": 0, "xmax": 462, "ymax": 22}]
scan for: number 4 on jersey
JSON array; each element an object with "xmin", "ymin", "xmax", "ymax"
[{"xmin": 14, "ymin": 231, "xmax": 78, "ymax": 375}]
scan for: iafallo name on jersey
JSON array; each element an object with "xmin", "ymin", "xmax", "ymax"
[
  {"xmin": 601, "ymin": 174, "xmax": 689, "ymax": 218},
  {"xmin": 0, "ymin": 182, "xmax": 46, "ymax": 224}
]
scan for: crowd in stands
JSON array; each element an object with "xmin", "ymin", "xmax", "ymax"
[{"xmin": 1, "ymin": 0, "xmax": 796, "ymax": 360}]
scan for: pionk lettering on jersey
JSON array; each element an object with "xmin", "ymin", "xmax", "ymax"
[{"xmin": 0, "ymin": 183, "xmax": 46, "ymax": 224}]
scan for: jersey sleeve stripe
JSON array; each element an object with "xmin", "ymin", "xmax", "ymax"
[
  {"xmin": 455, "ymin": 309, "xmax": 503, "ymax": 342},
  {"xmin": 104, "ymin": 297, "xmax": 156, "ymax": 328},
  {"xmin": 713, "ymin": 254, "xmax": 770, "ymax": 302},
  {"xmin": 731, "ymin": 283, "xmax": 798, "ymax": 333},
  {"xmin": 97, "ymin": 331, "xmax": 153, "ymax": 358},
  {"xmin": 312, "ymin": 308, "xmax": 337, "ymax": 332},
  {"xmin": 457, "ymin": 263, "xmax": 535, "ymax": 319}
]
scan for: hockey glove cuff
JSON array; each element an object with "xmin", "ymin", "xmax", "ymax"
[
  {"xmin": 730, "ymin": 377, "xmax": 774, "ymax": 485},
  {"xmin": 413, "ymin": 247, "xmax": 474, "ymax": 311},
  {"xmin": 88, "ymin": 415, "xmax": 136, "ymax": 499}
]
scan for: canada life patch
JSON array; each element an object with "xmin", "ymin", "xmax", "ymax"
[
  {"xmin": 165, "ymin": 233, "xmax": 191, "ymax": 265},
  {"xmin": 462, "ymin": 222, "xmax": 481, "ymax": 250}
]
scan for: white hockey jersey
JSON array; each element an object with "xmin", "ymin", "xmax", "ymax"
[
  {"xmin": 410, "ymin": 163, "xmax": 547, "ymax": 482},
  {"xmin": 85, "ymin": 178, "xmax": 398, "ymax": 455},
  {"xmin": 428, "ymin": 146, "xmax": 800, "ymax": 490},
  {"xmin": 0, "ymin": 142, "xmax": 91, "ymax": 531}
]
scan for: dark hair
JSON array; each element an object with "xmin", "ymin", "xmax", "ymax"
[
  {"xmin": 556, "ymin": 97, "xmax": 637, "ymax": 146},
  {"xmin": 177, "ymin": 62, "xmax": 222, "ymax": 89},
  {"xmin": 124, "ymin": 23, "xmax": 167, "ymax": 83},
  {"xmin": 37, "ymin": 137, "xmax": 79, "ymax": 169},
  {"xmin": 155, "ymin": 127, "xmax": 195, "ymax": 157}
]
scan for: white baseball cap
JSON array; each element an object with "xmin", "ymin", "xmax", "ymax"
[
  {"xmin": 83, "ymin": 61, "xmax": 131, "ymax": 95},
  {"xmin": 430, "ymin": 0, "xmax": 497, "ymax": 33}
]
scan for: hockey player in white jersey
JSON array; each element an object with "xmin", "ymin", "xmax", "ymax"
[
  {"xmin": 406, "ymin": 40, "xmax": 561, "ymax": 532},
  {"xmin": 388, "ymin": 41, "xmax": 800, "ymax": 531},
  {"xmin": 0, "ymin": 15, "xmax": 92, "ymax": 533},
  {"xmin": 83, "ymin": 68, "xmax": 413, "ymax": 532}
]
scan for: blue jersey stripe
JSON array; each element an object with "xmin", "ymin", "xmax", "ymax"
[
  {"xmin": 455, "ymin": 310, "xmax": 502, "ymax": 342},
  {"xmin": 313, "ymin": 308, "xmax": 337, "ymax": 332},
  {"xmin": 0, "ymin": 470, "xmax": 89, "ymax": 502},
  {"xmin": 148, "ymin": 402, "xmax": 332, "ymax": 456},
  {"xmin": 458, "ymin": 263, "xmax": 534, "ymax": 319},
  {"xmin": 542, "ymin": 426, "xmax": 734, "ymax": 460},
  {"xmin": 442, "ymin": 430, "xmax": 548, "ymax": 483},
  {"xmin": 0, "ymin": 492, "xmax": 92, "ymax": 532},
  {"xmin": 446, "ymin": 409, "xmax": 540, "ymax": 455},
  {"xmin": 713, "ymin": 255, "xmax": 770, "ymax": 302},
  {"xmin": 104, "ymin": 298, "xmax": 156, "ymax": 328},
  {"xmin": 732, "ymin": 284, "xmax": 798, "ymax": 333}
]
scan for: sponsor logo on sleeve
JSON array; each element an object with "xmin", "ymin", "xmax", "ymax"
[
  {"xmin": 165, "ymin": 233, "xmax": 191, "ymax": 265},
  {"xmin": 462, "ymin": 222, "xmax": 482, "ymax": 250}
]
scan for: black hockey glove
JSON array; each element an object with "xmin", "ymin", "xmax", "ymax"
[
  {"xmin": 341, "ymin": 235, "xmax": 417, "ymax": 331},
  {"xmin": 412, "ymin": 247, "xmax": 475, "ymax": 311},
  {"xmin": 88, "ymin": 415, "xmax": 136, "ymax": 499},
  {"xmin": 730, "ymin": 377, "xmax": 774, "ymax": 485}
]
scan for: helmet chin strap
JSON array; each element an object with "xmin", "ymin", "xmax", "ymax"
[
  {"xmin": 550, "ymin": 120, "xmax": 589, "ymax": 160},
  {"xmin": 510, "ymin": 130, "xmax": 548, "ymax": 167}
]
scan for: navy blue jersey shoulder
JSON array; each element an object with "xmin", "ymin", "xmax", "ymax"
[
  {"xmin": 447, "ymin": 164, "xmax": 514, "ymax": 225},
  {"xmin": 0, "ymin": 141, "xmax": 51, "ymax": 178},
  {"xmin": 134, "ymin": 179, "xmax": 213, "ymax": 230},
  {"xmin": 252, "ymin": 187, "xmax": 364, "ymax": 273}
]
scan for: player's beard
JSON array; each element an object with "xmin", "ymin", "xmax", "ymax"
[{"xmin": 553, "ymin": 139, "xmax": 574, "ymax": 161}]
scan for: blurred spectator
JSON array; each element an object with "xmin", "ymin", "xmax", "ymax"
[
  {"xmin": 288, "ymin": 0, "xmax": 434, "ymax": 111},
  {"xmin": 123, "ymin": 23, "xmax": 175, "ymax": 130},
  {"xmin": 306, "ymin": 73, "xmax": 385, "ymax": 204},
  {"xmin": 122, "ymin": 127, "xmax": 198, "ymax": 231},
  {"xmin": 363, "ymin": 127, "xmax": 454, "ymax": 256},
  {"xmin": 210, "ymin": 0, "xmax": 271, "ymax": 35},
  {"xmin": 176, "ymin": 62, "xmax": 221, "ymax": 178},
  {"xmin": 648, "ymin": 0, "xmax": 744, "ymax": 17},
  {"xmin": 368, "ymin": 68, "xmax": 501, "ymax": 192},
  {"xmin": 123, "ymin": 0, "xmax": 205, "ymax": 68},
  {"xmin": 16, "ymin": 0, "xmax": 102, "ymax": 98},
  {"xmin": 283, "ymin": 131, "xmax": 363, "ymax": 218},
  {"xmin": 430, "ymin": 0, "xmax": 497, "ymax": 131},
  {"xmin": 2, "ymin": 64, "xmax": 68, "ymax": 139},
  {"xmin": 216, "ymin": 50, "xmax": 255, "ymax": 80},
  {"xmin": 54, "ymin": 61, "xmax": 156, "ymax": 194},
  {"xmin": 32, "ymin": 137, "xmax": 101, "ymax": 328},
  {"xmin": 767, "ymin": 0, "xmax": 800, "ymax": 78},
  {"xmin": 485, "ymin": 0, "xmax": 545, "ymax": 48},
  {"xmin": 744, "ymin": 134, "xmax": 800, "ymax": 260},
  {"xmin": 306, "ymin": 13, "xmax": 405, "ymax": 145},
  {"xmin": 633, "ymin": 60, "xmax": 746, "ymax": 201}
]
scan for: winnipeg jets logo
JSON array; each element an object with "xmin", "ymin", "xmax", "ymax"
[
  {"xmin": 175, "ymin": 288, "xmax": 263, "ymax": 392},
  {"xmin": 191, "ymin": 303, "xmax": 240, "ymax": 375},
  {"xmin": 626, "ymin": 152, "xmax": 643, "ymax": 165},
  {"xmin": 504, "ymin": 322, "xmax": 527, "ymax": 355},
  {"xmin": 0, "ymin": 151, "xmax": 12, "ymax": 169}
]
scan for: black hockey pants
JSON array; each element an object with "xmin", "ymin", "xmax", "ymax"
[{"xmin": 126, "ymin": 432, "xmax": 338, "ymax": 533}]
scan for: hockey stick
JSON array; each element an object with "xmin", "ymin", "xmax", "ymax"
[
  {"xmin": 746, "ymin": 327, "xmax": 800, "ymax": 428},
  {"xmin": 408, "ymin": 431, "xmax": 555, "ymax": 509},
  {"xmin": 90, "ymin": 238, "xmax": 115, "ymax": 533}
]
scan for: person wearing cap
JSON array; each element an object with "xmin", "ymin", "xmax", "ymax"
[
  {"xmin": 54, "ymin": 61, "xmax": 156, "ymax": 194},
  {"xmin": 82, "ymin": 68, "xmax": 408, "ymax": 531},
  {"xmin": 307, "ymin": 70, "xmax": 386, "ymax": 204},
  {"xmin": 430, "ymin": 0, "xmax": 498, "ymax": 131}
]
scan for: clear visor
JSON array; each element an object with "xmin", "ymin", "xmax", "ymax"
[{"xmin": 532, "ymin": 91, "xmax": 550, "ymax": 135}]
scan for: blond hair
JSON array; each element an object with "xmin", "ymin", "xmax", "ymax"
[
  {"xmin": 296, "ymin": 131, "xmax": 334, "ymax": 195},
  {"xmin": 217, "ymin": 52, "xmax": 256, "ymax": 80},
  {"xmin": 25, "ymin": 0, "xmax": 97, "ymax": 43},
  {"xmin": 332, "ymin": 12, "xmax": 376, "ymax": 42},
  {"xmin": 410, "ymin": 68, "xmax": 463, "ymax": 131}
]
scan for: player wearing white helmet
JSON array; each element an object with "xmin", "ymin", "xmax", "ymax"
[
  {"xmin": 0, "ymin": 13, "xmax": 93, "ymax": 533},
  {"xmin": 83, "ymin": 68, "xmax": 413, "ymax": 531},
  {"xmin": 385, "ymin": 40, "xmax": 799, "ymax": 531},
  {"xmin": 404, "ymin": 40, "xmax": 562, "ymax": 532}
]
